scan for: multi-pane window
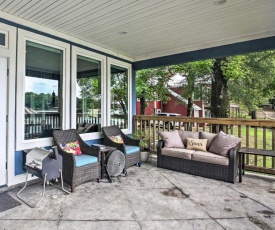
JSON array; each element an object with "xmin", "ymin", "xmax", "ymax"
[
  {"xmin": 76, "ymin": 55, "xmax": 102, "ymax": 134},
  {"xmin": 0, "ymin": 32, "xmax": 5, "ymax": 46},
  {"xmin": 24, "ymin": 41, "xmax": 63, "ymax": 140},
  {"xmin": 110, "ymin": 64, "xmax": 128, "ymax": 129}
]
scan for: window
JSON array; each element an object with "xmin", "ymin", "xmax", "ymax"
[
  {"xmin": 24, "ymin": 41, "xmax": 63, "ymax": 140},
  {"xmin": 110, "ymin": 65, "xmax": 128, "ymax": 129},
  {"xmin": 16, "ymin": 29, "xmax": 70, "ymax": 150},
  {"xmin": 107, "ymin": 58, "xmax": 132, "ymax": 132},
  {"xmin": 71, "ymin": 47, "xmax": 106, "ymax": 139},
  {"xmin": 76, "ymin": 55, "xmax": 101, "ymax": 134},
  {"xmin": 0, "ymin": 32, "xmax": 5, "ymax": 46}
]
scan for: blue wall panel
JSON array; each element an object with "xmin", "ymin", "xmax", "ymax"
[
  {"xmin": 132, "ymin": 69, "xmax": 136, "ymax": 130},
  {"xmin": 15, "ymin": 139, "xmax": 103, "ymax": 176}
]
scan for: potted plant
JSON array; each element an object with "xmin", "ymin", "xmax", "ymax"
[
  {"xmin": 132, "ymin": 130, "xmax": 151, "ymax": 163},
  {"xmin": 140, "ymin": 137, "xmax": 150, "ymax": 163}
]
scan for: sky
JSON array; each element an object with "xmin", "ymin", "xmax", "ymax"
[
  {"xmin": 25, "ymin": 77, "xmax": 58, "ymax": 95},
  {"xmin": 25, "ymin": 76, "xmax": 83, "ymax": 97},
  {"xmin": 167, "ymin": 74, "xmax": 185, "ymax": 87}
]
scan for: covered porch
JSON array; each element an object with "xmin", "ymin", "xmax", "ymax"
[{"xmin": 0, "ymin": 1, "xmax": 275, "ymax": 227}]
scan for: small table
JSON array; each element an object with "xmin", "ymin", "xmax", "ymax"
[
  {"xmin": 95, "ymin": 146, "xmax": 117, "ymax": 180},
  {"xmin": 238, "ymin": 147, "xmax": 275, "ymax": 183}
]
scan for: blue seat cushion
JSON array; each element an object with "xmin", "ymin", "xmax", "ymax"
[
  {"xmin": 75, "ymin": 154, "xmax": 98, "ymax": 167},
  {"xmin": 125, "ymin": 145, "xmax": 140, "ymax": 155}
]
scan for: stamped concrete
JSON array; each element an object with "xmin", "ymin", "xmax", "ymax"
[{"xmin": 0, "ymin": 157, "xmax": 275, "ymax": 230}]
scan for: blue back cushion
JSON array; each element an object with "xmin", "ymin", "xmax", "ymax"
[
  {"xmin": 75, "ymin": 154, "xmax": 98, "ymax": 167},
  {"xmin": 125, "ymin": 145, "xmax": 140, "ymax": 155}
]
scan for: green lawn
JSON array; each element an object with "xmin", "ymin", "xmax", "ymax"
[{"xmin": 232, "ymin": 126, "xmax": 274, "ymax": 168}]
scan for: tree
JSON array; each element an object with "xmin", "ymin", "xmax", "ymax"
[
  {"xmin": 110, "ymin": 71, "xmax": 128, "ymax": 116},
  {"xmin": 136, "ymin": 67, "xmax": 173, "ymax": 115},
  {"xmin": 210, "ymin": 57, "xmax": 230, "ymax": 118},
  {"xmin": 25, "ymin": 92, "xmax": 52, "ymax": 110},
  {"xmin": 228, "ymin": 51, "xmax": 275, "ymax": 118},
  {"xmin": 77, "ymin": 76, "xmax": 101, "ymax": 114},
  {"xmin": 172, "ymin": 60, "xmax": 213, "ymax": 117}
]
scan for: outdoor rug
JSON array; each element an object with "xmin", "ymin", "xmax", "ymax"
[{"xmin": 0, "ymin": 192, "xmax": 21, "ymax": 212}]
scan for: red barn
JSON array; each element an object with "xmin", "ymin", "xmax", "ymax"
[{"xmin": 136, "ymin": 88, "xmax": 204, "ymax": 117}]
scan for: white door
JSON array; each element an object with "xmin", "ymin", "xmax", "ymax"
[{"xmin": 0, "ymin": 57, "xmax": 7, "ymax": 186}]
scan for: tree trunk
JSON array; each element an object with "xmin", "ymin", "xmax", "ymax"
[
  {"xmin": 140, "ymin": 96, "xmax": 146, "ymax": 115},
  {"xmin": 210, "ymin": 58, "xmax": 230, "ymax": 132},
  {"xmin": 186, "ymin": 95, "xmax": 194, "ymax": 117},
  {"xmin": 119, "ymin": 100, "xmax": 127, "ymax": 115},
  {"xmin": 250, "ymin": 111, "xmax": 257, "ymax": 119}
]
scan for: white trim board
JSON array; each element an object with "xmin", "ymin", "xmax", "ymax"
[
  {"xmin": 107, "ymin": 57, "xmax": 132, "ymax": 135},
  {"xmin": 71, "ymin": 46, "xmax": 106, "ymax": 141},
  {"xmin": 16, "ymin": 29, "xmax": 71, "ymax": 150}
]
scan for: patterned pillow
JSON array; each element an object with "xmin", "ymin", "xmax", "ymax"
[
  {"xmin": 186, "ymin": 137, "xmax": 207, "ymax": 152},
  {"xmin": 209, "ymin": 131, "xmax": 241, "ymax": 157},
  {"xmin": 59, "ymin": 140, "xmax": 82, "ymax": 155},
  {"xmin": 109, "ymin": 135, "xmax": 124, "ymax": 143},
  {"xmin": 158, "ymin": 130, "xmax": 185, "ymax": 148}
]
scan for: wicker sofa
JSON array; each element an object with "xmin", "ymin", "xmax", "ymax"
[{"xmin": 157, "ymin": 130, "xmax": 240, "ymax": 183}]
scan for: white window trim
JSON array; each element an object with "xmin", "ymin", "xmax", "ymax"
[
  {"xmin": 71, "ymin": 46, "xmax": 106, "ymax": 141},
  {"xmin": 16, "ymin": 29, "xmax": 70, "ymax": 150},
  {"xmin": 107, "ymin": 57, "xmax": 132, "ymax": 134}
]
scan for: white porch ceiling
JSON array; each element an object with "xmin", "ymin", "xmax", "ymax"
[{"xmin": 1, "ymin": 0, "xmax": 275, "ymax": 61}]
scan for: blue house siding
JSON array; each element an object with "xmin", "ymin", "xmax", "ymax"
[{"xmin": 132, "ymin": 69, "xmax": 137, "ymax": 129}]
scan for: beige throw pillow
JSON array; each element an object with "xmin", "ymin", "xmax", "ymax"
[
  {"xmin": 186, "ymin": 137, "xmax": 207, "ymax": 152},
  {"xmin": 158, "ymin": 130, "xmax": 185, "ymax": 148}
]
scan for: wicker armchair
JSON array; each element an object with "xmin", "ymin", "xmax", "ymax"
[
  {"xmin": 102, "ymin": 125, "xmax": 141, "ymax": 168},
  {"xmin": 52, "ymin": 129, "xmax": 100, "ymax": 192}
]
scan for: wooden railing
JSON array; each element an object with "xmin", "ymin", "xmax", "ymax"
[
  {"xmin": 134, "ymin": 115, "xmax": 275, "ymax": 175},
  {"xmin": 25, "ymin": 113, "xmax": 127, "ymax": 139},
  {"xmin": 25, "ymin": 113, "xmax": 60, "ymax": 139}
]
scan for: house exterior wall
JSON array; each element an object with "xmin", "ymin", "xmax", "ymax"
[
  {"xmin": 136, "ymin": 101, "xmax": 161, "ymax": 115},
  {"xmin": 162, "ymin": 88, "xmax": 203, "ymax": 117},
  {"xmin": 136, "ymin": 98, "xmax": 202, "ymax": 117},
  {"xmin": 0, "ymin": 18, "xmax": 134, "ymax": 187}
]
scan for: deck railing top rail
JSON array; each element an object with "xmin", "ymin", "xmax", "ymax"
[{"xmin": 135, "ymin": 115, "xmax": 275, "ymax": 127}]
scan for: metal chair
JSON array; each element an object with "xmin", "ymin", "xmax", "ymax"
[
  {"xmin": 102, "ymin": 125, "xmax": 141, "ymax": 169},
  {"xmin": 52, "ymin": 129, "xmax": 100, "ymax": 192}
]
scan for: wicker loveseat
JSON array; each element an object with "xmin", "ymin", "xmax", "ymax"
[{"xmin": 157, "ymin": 130, "xmax": 240, "ymax": 183}]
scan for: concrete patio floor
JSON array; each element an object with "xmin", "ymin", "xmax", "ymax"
[{"xmin": 0, "ymin": 157, "xmax": 275, "ymax": 230}]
